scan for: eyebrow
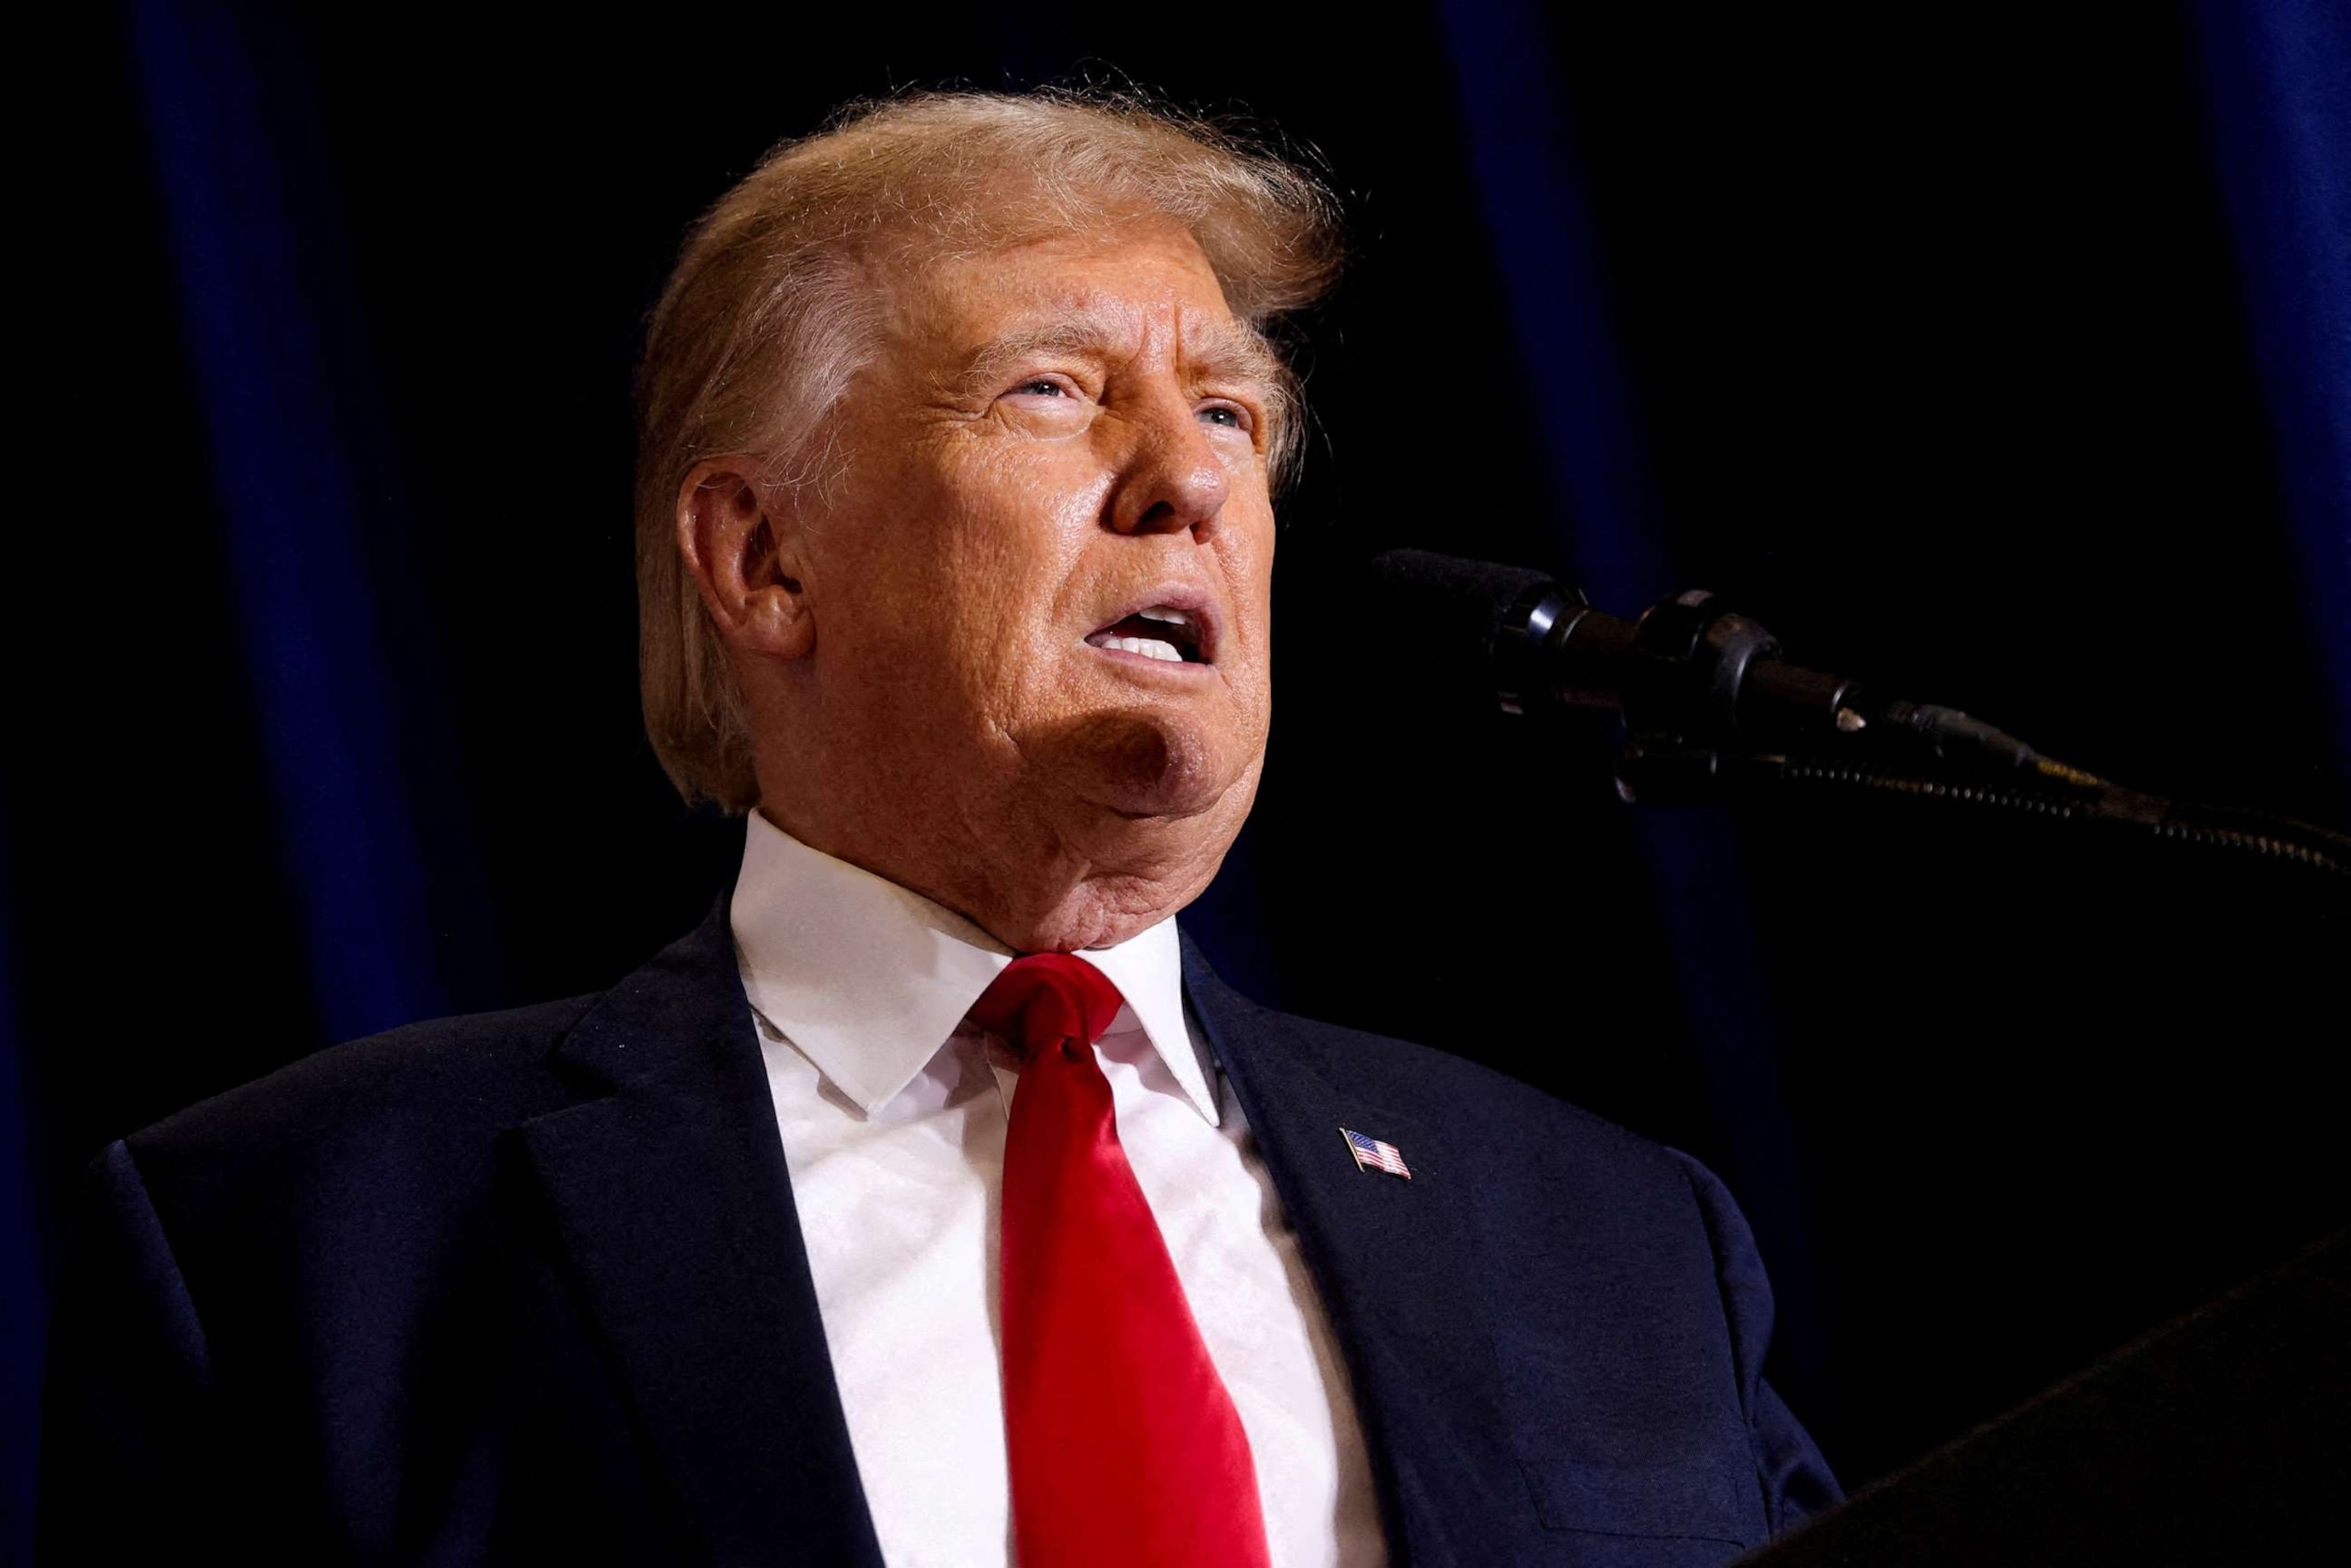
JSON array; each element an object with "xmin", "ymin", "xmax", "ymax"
[{"xmin": 954, "ymin": 311, "xmax": 1286, "ymax": 403}]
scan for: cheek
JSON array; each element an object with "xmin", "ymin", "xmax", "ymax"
[
  {"xmin": 912, "ymin": 449, "xmax": 1109, "ymax": 691},
  {"xmin": 1218, "ymin": 509, "xmax": 1279, "ymax": 644},
  {"xmin": 950, "ymin": 445, "xmax": 1105, "ymax": 590}
]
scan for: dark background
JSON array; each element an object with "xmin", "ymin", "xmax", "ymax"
[{"xmin": 8, "ymin": 0, "xmax": 2347, "ymax": 1551}]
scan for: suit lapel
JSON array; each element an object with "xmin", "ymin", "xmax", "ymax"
[
  {"xmin": 1182, "ymin": 939, "xmax": 1534, "ymax": 1566},
  {"xmin": 520, "ymin": 897, "xmax": 883, "ymax": 1568}
]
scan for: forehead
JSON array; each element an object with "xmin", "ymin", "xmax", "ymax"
[{"xmin": 884, "ymin": 219, "xmax": 1257, "ymax": 370}]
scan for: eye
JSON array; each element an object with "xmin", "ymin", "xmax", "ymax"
[
  {"xmin": 1198, "ymin": 402, "xmax": 1250, "ymax": 431},
  {"xmin": 1003, "ymin": 374, "xmax": 1080, "ymax": 403}
]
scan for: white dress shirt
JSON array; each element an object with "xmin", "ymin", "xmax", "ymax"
[{"xmin": 731, "ymin": 813, "xmax": 1387, "ymax": 1568}]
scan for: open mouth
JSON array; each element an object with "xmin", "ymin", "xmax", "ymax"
[{"xmin": 1084, "ymin": 605, "xmax": 1210, "ymax": 666}]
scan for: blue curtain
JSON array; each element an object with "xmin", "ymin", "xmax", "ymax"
[
  {"xmin": 122, "ymin": 0, "xmax": 496, "ymax": 1042},
  {"xmin": 2188, "ymin": 0, "xmax": 2351, "ymax": 822},
  {"xmin": 1433, "ymin": 0, "xmax": 1828, "ymax": 1401}
]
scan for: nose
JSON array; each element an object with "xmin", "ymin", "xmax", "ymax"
[{"xmin": 1106, "ymin": 390, "xmax": 1231, "ymax": 537}]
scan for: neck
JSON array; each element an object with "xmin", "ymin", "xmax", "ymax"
[{"xmin": 751, "ymin": 797, "xmax": 1229, "ymax": 953}]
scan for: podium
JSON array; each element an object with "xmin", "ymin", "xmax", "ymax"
[{"xmin": 1737, "ymin": 1228, "xmax": 2350, "ymax": 1566}]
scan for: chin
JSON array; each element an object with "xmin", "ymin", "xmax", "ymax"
[{"xmin": 1049, "ymin": 706, "xmax": 1254, "ymax": 821}]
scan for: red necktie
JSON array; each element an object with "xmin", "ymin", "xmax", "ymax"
[{"xmin": 970, "ymin": 954, "xmax": 1273, "ymax": 1568}]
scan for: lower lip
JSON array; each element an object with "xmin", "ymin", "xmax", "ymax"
[{"xmin": 1083, "ymin": 641, "xmax": 1218, "ymax": 680}]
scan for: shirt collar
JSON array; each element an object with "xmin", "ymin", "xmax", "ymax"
[{"xmin": 729, "ymin": 811, "xmax": 1220, "ymax": 1126}]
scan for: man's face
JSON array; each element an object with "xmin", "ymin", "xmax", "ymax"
[{"xmin": 776, "ymin": 218, "xmax": 1279, "ymax": 885}]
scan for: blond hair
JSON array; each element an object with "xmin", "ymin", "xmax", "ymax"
[{"xmin": 634, "ymin": 90, "xmax": 1345, "ymax": 812}]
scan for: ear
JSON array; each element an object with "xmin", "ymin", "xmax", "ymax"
[{"xmin": 675, "ymin": 458, "xmax": 815, "ymax": 662}]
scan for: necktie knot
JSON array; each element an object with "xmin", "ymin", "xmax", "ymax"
[{"xmin": 968, "ymin": 954, "xmax": 1125, "ymax": 1061}]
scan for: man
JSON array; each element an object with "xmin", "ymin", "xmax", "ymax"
[{"xmin": 41, "ymin": 91, "xmax": 1837, "ymax": 1565}]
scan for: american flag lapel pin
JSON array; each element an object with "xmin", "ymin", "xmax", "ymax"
[{"xmin": 1341, "ymin": 1126, "xmax": 1412, "ymax": 1180}]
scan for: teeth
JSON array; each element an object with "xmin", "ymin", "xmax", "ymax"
[
  {"xmin": 1109, "ymin": 636, "xmax": 1183, "ymax": 663},
  {"xmin": 1135, "ymin": 607, "xmax": 1192, "ymax": 627}
]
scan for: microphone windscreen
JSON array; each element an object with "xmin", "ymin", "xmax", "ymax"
[{"xmin": 1367, "ymin": 550, "xmax": 1561, "ymax": 704}]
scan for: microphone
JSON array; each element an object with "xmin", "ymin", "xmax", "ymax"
[
  {"xmin": 1366, "ymin": 548, "xmax": 2046, "ymax": 769},
  {"xmin": 1365, "ymin": 549, "xmax": 2351, "ymax": 877}
]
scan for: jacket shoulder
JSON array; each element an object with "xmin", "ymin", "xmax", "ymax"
[
  {"xmin": 127, "ymin": 993, "xmax": 602, "ymax": 1174},
  {"xmin": 1228, "ymin": 995, "xmax": 1692, "ymax": 1188}
]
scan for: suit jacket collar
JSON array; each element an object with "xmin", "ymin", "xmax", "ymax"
[
  {"xmin": 521, "ymin": 888, "xmax": 885, "ymax": 1568},
  {"xmin": 1182, "ymin": 935, "xmax": 1531, "ymax": 1566}
]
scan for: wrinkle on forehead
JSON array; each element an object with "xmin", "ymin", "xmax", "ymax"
[
  {"xmin": 865, "ymin": 219, "xmax": 1298, "ymax": 449},
  {"xmin": 889, "ymin": 222, "xmax": 1262, "ymax": 368}
]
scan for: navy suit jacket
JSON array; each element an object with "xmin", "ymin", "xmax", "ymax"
[{"xmin": 39, "ymin": 892, "xmax": 1837, "ymax": 1566}]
